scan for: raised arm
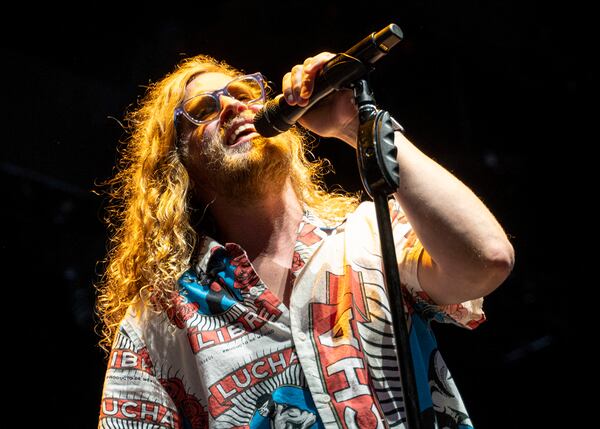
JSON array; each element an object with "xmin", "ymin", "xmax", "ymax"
[{"xmin": 283, "ymin": 52, "xmax": 515, "ymax": 305}]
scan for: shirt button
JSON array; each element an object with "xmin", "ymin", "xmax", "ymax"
[
  {"xmin": 249, "ymin": 287, "xmax": 259, "ymax": 296},
  {"xmin": 297, "ymin": 332, "xmax": 307, "ymax": 341},
  {"xmin": 317, "ymin": 394, "xmax": 331, "ymax": 403}
]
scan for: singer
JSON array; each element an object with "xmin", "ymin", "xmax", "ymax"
[{"xmin": 96, "ymin": 50, "xmax": 514, "ymax": 428}]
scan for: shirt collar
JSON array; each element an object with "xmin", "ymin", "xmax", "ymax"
[{"xmin": 194, "ymin": 207, "xmax": 340, "ymax": 274}]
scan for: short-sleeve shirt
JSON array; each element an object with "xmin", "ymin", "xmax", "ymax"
[{"xmin": 99, "ymin": 200, "xmax": 485, "ymax": 428}]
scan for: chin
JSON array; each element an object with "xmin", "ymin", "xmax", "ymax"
[
  {"xmin": 199, "ymin": 135, "xmax": 292, "ymax": 202},
  {"xmin": 224, "ymin": 138, "xmax": 255, "ymax": 154}
]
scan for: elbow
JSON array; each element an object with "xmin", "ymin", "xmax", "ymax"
[
  {"xmin": 486, "ymin": 238, "xmax": 515, "ymax": 276},
  {"xmin": 418, "ymin": 239, "xmax": 515, "ymax": 304},
  {"xmin": 478, "ymin": 239, "xmax": 515, "ymax": 294}
]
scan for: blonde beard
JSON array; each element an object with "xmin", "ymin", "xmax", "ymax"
[{"xmin": 197, "ymin": 128, "xmax": 295, "ymax": 205}]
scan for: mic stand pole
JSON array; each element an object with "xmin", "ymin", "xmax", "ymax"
[{"xmin": 353, "ymin": 77, "xmax": 423, "ymax": 429}]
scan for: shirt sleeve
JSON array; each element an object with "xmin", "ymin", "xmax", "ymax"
[
  {"xmin": 390, "ymin": 198, "xmax": 486, "ymax": 329},
  {"xmin": 98, "ymin": 319, "xmax": 181, "ymax": 428}
]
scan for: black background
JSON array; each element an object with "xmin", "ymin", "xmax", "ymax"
[{"xmin": 4, "ymin": 1, "xmax": 572, "ymax": 427}]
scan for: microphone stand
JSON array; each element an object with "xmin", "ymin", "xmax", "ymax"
[
  {"xmin": 252, "ymin": 22, "xmax": 426, "ymax": 427},
  {"xmin": 352, "ymin": 77, "xmax": 423, "ymax": 429}
]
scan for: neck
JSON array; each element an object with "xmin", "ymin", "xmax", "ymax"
[{"xmin": 206, "ymin": 179, "xmax": 304, "ymax": 261}]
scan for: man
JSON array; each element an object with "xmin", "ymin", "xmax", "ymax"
[{"xmin": 96, "ymin": 51, "xmax": 514, "ymax": 428}]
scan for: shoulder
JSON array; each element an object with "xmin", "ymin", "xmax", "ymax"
[{"xmin": 116, "ymin": 298, "xmax": 177, "ymax": 346}]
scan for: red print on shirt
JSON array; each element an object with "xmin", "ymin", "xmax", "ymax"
[
  {"xmin": 207, "ymin": 348, "xmax": 298, "ymax": 418},
  {"xmin": 166, "ymin": 293, "xmax": 200, "ymax": 329},
  {"xmin": 298, "ymin": 223, "xmax": 322, "ymax": 246},
  {"xmin": 311, "ymin": 265, "xmax": 384, "ymax": 428},
  {"xmin": 160, "ymin": 377, "xmax": 208, "ymax": 429}
]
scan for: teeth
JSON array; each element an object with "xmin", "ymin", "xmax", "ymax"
[{"xmin": 228, "ymin": 123, "xmax": 255, "ymax": 145}]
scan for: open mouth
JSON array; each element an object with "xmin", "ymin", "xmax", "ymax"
[{"xmin": 227, "ymin": 123, "xmax": 260, "ymax": 146}]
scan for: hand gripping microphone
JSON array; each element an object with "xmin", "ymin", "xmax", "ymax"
[{"xmin": 253, "ymin": 23, "xmax": 403, "ymax": 137}]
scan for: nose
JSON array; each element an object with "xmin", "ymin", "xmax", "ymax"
[{"xmin": 219, "ymin": 96, "xmax": 248, "ymax": 124}]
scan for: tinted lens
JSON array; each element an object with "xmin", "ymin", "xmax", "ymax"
[
  {"xmin": 181, "ymin": 75, "xmax": 264, "ymax": 124},
  {"xmin": 183, "ymin": 95, "xmax": 219, "ymax": 123},
  {"xmin": 226, "ymin": 76, "xmax": 263, "ymax": 103}
]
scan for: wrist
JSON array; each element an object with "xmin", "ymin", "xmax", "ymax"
[{"xmin": 335, "ymin": 115, "xmax": 359, "ymax": 147}]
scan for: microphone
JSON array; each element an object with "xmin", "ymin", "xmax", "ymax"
[{"xmin": 253, "ymin": 23, "xmax": 403, "ymax": 137}]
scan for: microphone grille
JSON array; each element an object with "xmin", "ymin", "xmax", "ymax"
[{"xmin": 253, "ymin": 97, "xmax": 291, "ymax": 137}]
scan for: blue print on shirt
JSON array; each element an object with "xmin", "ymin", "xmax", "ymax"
[
  {"xmin": 410, "ymin": 314, "xmax": 474, "ymax": 429},
  {"xmin": 250, "ymin": 386, "xmax": 324, "ymax": 429},
  {"xmin": 178, "ymin": 248, "xmax": 244, "ymax": 315}
]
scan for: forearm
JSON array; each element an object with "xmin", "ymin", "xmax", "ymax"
[
  {"xmin": 392, "ymin": 131, "xmax": 514, "ymax": 303},
  {"xmin": 294, "ymin": 50, "xmax": 514, "ymax": 303}
]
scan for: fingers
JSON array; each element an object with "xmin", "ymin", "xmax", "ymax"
[{"xmin": 282, "ymin": 52, "xmax": 336, "ymax": 107}]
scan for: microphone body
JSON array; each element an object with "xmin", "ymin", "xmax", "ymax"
[{"xmin": 254, "ymin": 23, "xmax": 403, "ymax": 137}]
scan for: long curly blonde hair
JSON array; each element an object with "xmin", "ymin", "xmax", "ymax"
[{"xmin": 95, "ymin": 54, "xmax": 360, "ymax": 353}]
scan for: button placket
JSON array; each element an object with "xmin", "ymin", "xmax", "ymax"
[{"xmin": 316, "ymin": 394, "xmax": 331, "ymax": 404}]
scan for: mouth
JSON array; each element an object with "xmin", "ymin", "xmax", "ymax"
[{"xmin": 225, "ymin": 121, "xmax": 260, "ymax": 147}]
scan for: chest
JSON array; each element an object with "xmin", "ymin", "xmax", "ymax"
[{"xmin": 252, "ymin": 258, "xmax": 294, "ymax": 307}]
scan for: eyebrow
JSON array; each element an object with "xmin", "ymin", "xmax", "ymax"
[{"xmin": 186, "ymin": 75, "xmax": 255, "ymax": 101}]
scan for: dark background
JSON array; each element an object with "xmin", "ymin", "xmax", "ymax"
[{"xmin": 4, "ymin": 1, "xmax": 572, "ymax": 427}]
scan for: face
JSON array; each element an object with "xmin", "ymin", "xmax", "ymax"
[
  {"xmin": 181, "ymin": 72, "xmax": 292, "ymax": 204},
  {"xmin": 183, "ymin": 72, "xmax": 263, "ymax": 149}
]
